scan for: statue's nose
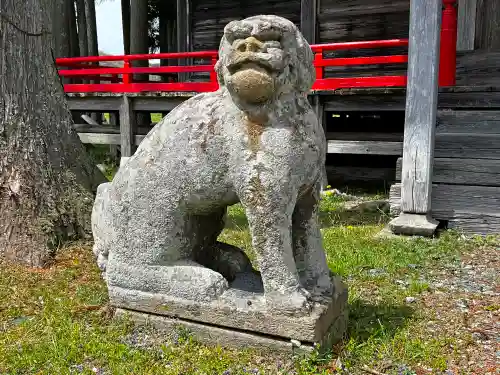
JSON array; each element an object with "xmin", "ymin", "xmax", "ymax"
[{"xmin": 237, "ymin": 36, "xmax": 265, "ymax": 53}]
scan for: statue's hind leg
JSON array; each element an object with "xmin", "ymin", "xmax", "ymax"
[
  {"xmin": 192, "ymin": 207, "xmax": 254, "ymax": 282},
  {"xmin": 105, "ymin": 209, "xmax": 230, "ymax": 302}
]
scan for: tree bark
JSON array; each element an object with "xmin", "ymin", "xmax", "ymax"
[
  {"xmin": 52, "ymin": 0, "xmax": 71, "ymax": 58},
  {"xmin": 75, "ymin": 0, "xmax": 88, "ymax": 56},
  {"xmin": 68, "ymin": 0, "xmax": 80, "ymax": 57},
  {"xmin": 121, "ymin": 0, "xmax": 131, "ymax": 55},
  {"xmin": 84, "ymin": 0, "xmax": 98, "ymax": 56},
  {"xmin": 0, "ymin": 0, "xmax": 105, "ymax": 267}
]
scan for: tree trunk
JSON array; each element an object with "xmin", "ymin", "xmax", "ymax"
[
  {"xmin": 84, "ymin": 0, "xmax": 98, "ymax": 56},
  {"xmin": 121, "ymin": 0, "xmax": 131, "ymax": 55},
  {"xmin": 75, "ymin": 0, "xmax": 88, "ymax": 56},
  {"xmin": 130, "ymin": 0, "xmax": 150, "ymax": 126},
  {"xmin": 68, "ymin": 0, "xmax": 80, "ymax": 57},
  {"xmin": 0, "ymin": 0, "xmax": 105, "ymax": 267},
  {"xmin": 52, "ymin": 0, "xmax": 71, "ymax": 58}
]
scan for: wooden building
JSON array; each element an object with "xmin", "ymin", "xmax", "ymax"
[{"xmin": 59, "ymin": 0, "xmax": 500, "ymax": 236}]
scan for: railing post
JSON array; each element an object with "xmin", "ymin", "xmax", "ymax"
[
  {"xmin": 123, "ymin": 58, "xmax": 132, "ymax": 85},
  {"xmin": 314, "ymin": 50, "xmax": 324, "ymax": 80},
  {"xmin": 439, "ymin": 0, "xmax": 457, "ymax": 86}
]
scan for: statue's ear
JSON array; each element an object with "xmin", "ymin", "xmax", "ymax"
[
  {"xmin": 216, "ymin": 36, "xmax": 234, "ymax": 87},
  {"xmin": 214, "ymin": 59, "xmax": 225, "ymax": 86},
  {"xmin": 294, "ymin": 30, "xmax": 316, "ymax": 93}
]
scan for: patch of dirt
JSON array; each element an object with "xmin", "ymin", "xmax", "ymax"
[{"xmin": 418, "ymin": 245, "xmax": 499, "ymax": 374}]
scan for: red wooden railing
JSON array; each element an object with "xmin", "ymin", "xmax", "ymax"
[
  {"xmin": 56, "ymin": 0, "xmax": 457, "ymax": 94},
  {"xmin": 310, "ymin": 39, "xmax": 409, "ymax": 91}
]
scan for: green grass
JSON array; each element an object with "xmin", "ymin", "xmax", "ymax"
[{"xmin": 0, "ymin": 194, "xmax": 491, "ymax": 375}]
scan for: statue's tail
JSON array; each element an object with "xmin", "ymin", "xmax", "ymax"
[{"xmin": 91, "ymin": 182, "xmax": 112, "ymax": 279}]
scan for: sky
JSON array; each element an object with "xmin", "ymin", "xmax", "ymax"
[{"xmin": 96, "ymin": 1, "xmax": 124, "ymax": 55}]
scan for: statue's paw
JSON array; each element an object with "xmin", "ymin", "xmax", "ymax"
[
  {"xmin": 197, "ymin": 266, "xmax": 230, "ymax": 300},
  {"xmin": 265, "ymin": 286, "xmax": 312, "ymax": 315},
  {"xmin": 196, "ymin": 242, "xmax": 253, "ymax": 282}
]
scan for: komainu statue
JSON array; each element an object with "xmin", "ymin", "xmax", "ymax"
[{"xmin": 92, "ymin": 15, "xmax": 347, "ymax": 352}]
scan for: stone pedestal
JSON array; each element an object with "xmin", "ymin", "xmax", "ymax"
[{"xmin": 111, "ymin": 272, "xmax": 348, "ymax": 354}]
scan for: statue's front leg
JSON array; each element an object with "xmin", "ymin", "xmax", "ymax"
[
  {"xmin": 292, "ymin": 182, "xmax": 332, "ymax": 297},
  {"xmin": 239, "ymin": 174, "xmax": 311, "ymax": 314}
]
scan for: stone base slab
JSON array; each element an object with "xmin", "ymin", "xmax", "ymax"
[
  {"xmin": 115, "ymin": 305, "xmax": 348, "ymax": 355},
  {"xmin": 389, "ymin": 213, "xmax": 439, "ymax": 237},
  {"xmin": 109, "ymin": 273, "xmax": 348, "ymax": 345}
]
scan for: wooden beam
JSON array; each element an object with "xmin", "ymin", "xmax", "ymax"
[
  {"xmin": 301, "ymin": 0, "xmax": 317, "ymax": 44},
  {"xmin": 119, "ymin": 95, "xmax": 136, "ymax": 157},
  {"xmin": 437, "ymin": 109, "xmax": 500, "ymax": 134},
  {"xmin": 457, "ymin": 0, "xmax": 477, "ymax": 51},
  {"xmin": 78, "ymin": 133, "xmax": 121, "ymax": 144},
  {"xmin": 327, "ymin": 140, "xmax": 403, "ymax": 155},
  {"xmin": 399, "ymin": 0, "xmax": 442, "ymax": 215}
]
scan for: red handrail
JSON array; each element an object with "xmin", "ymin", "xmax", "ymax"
[
  {"xmin": 56, "ymin": 2, "xmax": 459, "ymax": 95},
  {"xmin": 56, "ymin": 39, "xmax": 412, "ymax": 93}
]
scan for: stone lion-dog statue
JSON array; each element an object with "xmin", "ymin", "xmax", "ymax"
[{"xmin": 91, "ymin": 15, "xmax": 333, "ymax": 314}]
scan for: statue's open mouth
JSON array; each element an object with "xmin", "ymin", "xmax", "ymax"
[{"xmin": 227, "ymin": 58, "xmax": 274, "ymax": 75}]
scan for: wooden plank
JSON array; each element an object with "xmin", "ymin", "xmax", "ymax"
[
  {"xmin": 475, "ymin": 0, "xmax": 500, "ymax": 50},
  {"xmin": 446, "ymin": 212, "xmax": 500, "ymax": 235},
  {"xmin": 322, "ymin": 89, "xmax": 500, "ymax": 111},
  {"xmin": 191, "ymin": 0, "xmax": 301, "ymax": 52},
  {"xmin": 119, "ymin": 96, "xmax": 136, "ymax": 157},
  {"xmin": 327, "ymin": 140, "xmax": 402, "ymax": 155},
  {"xmin": 131, "ymin": 97, "xmax": 186, "ymax": 112},
  {"xmin": 457, "ymin": 0, "xmax": 477, "ymax": 51},
  {"xmin": 396, "ymin": 157, "xmax": 500, "ymax": 186},
  {"xmin": 300, "ymin": 0, "xmax": 317, "ymax": 44},
  {"xmin": 74, "ymin": 124, "xmax": 152, "ymax": 135},
  {"xmin": 399, "ymin": 0, "xmax": 442, "ymax": 214},
  {"xmin": 456, "ymin": 50, "xmax": 500, "ymax": 86},
  {"xmin": 389, "ymin": 183, "xmax": 500, "ymax": 234},
  {"xmin": 67, "ymin": 97, "xmax": 121, "ymax": 111},
  {"xmin": 78, "ymin": 133, "xmax": 121, "ymax": 144},
  {"xmin": 437, "ymin": 109, "xmax": 500, "ymax": 134},
  {"xmin": 434, "ymin": 133, "xmax": 500, "ymax": 159},
  {"xmin": 318, "ymin": 0, "xmax": 410, "ymax": 44}
]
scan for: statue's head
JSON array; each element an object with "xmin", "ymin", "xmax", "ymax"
[{"xmin": 215, "ymin": 15, "xmax": 315, "ymax": 110}]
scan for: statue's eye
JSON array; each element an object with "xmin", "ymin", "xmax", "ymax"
[{"xmin": 264, "ymin": 41, "xmax": 282, "ymax": 49}]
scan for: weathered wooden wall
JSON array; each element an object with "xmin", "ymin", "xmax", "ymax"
[
  {"xmin": 318, "ymin": 0, "xmax": 410, "ymax": 78},
  {"xmin": 191, "ymin": 0, "xmax": 301, "ymax": 52},
  {"xmin": 389, "ymin": 93, "xmax": 500, "ymax": 235}
]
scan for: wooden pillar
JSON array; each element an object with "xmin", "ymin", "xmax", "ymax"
[
  {"xmin": 389, "ymin": 0, "xmax": 442, "ymax": 237},
  {"xmin": 300, "ymin": 0, "xmax": 317, "ymax": 44},
  {"xmin": 119, "ymin": 95, "xmax": 136, "ymax": 158},
  {"xmin": 176, "ymin": 0, "xmax": 189, "ymax": 82}
]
